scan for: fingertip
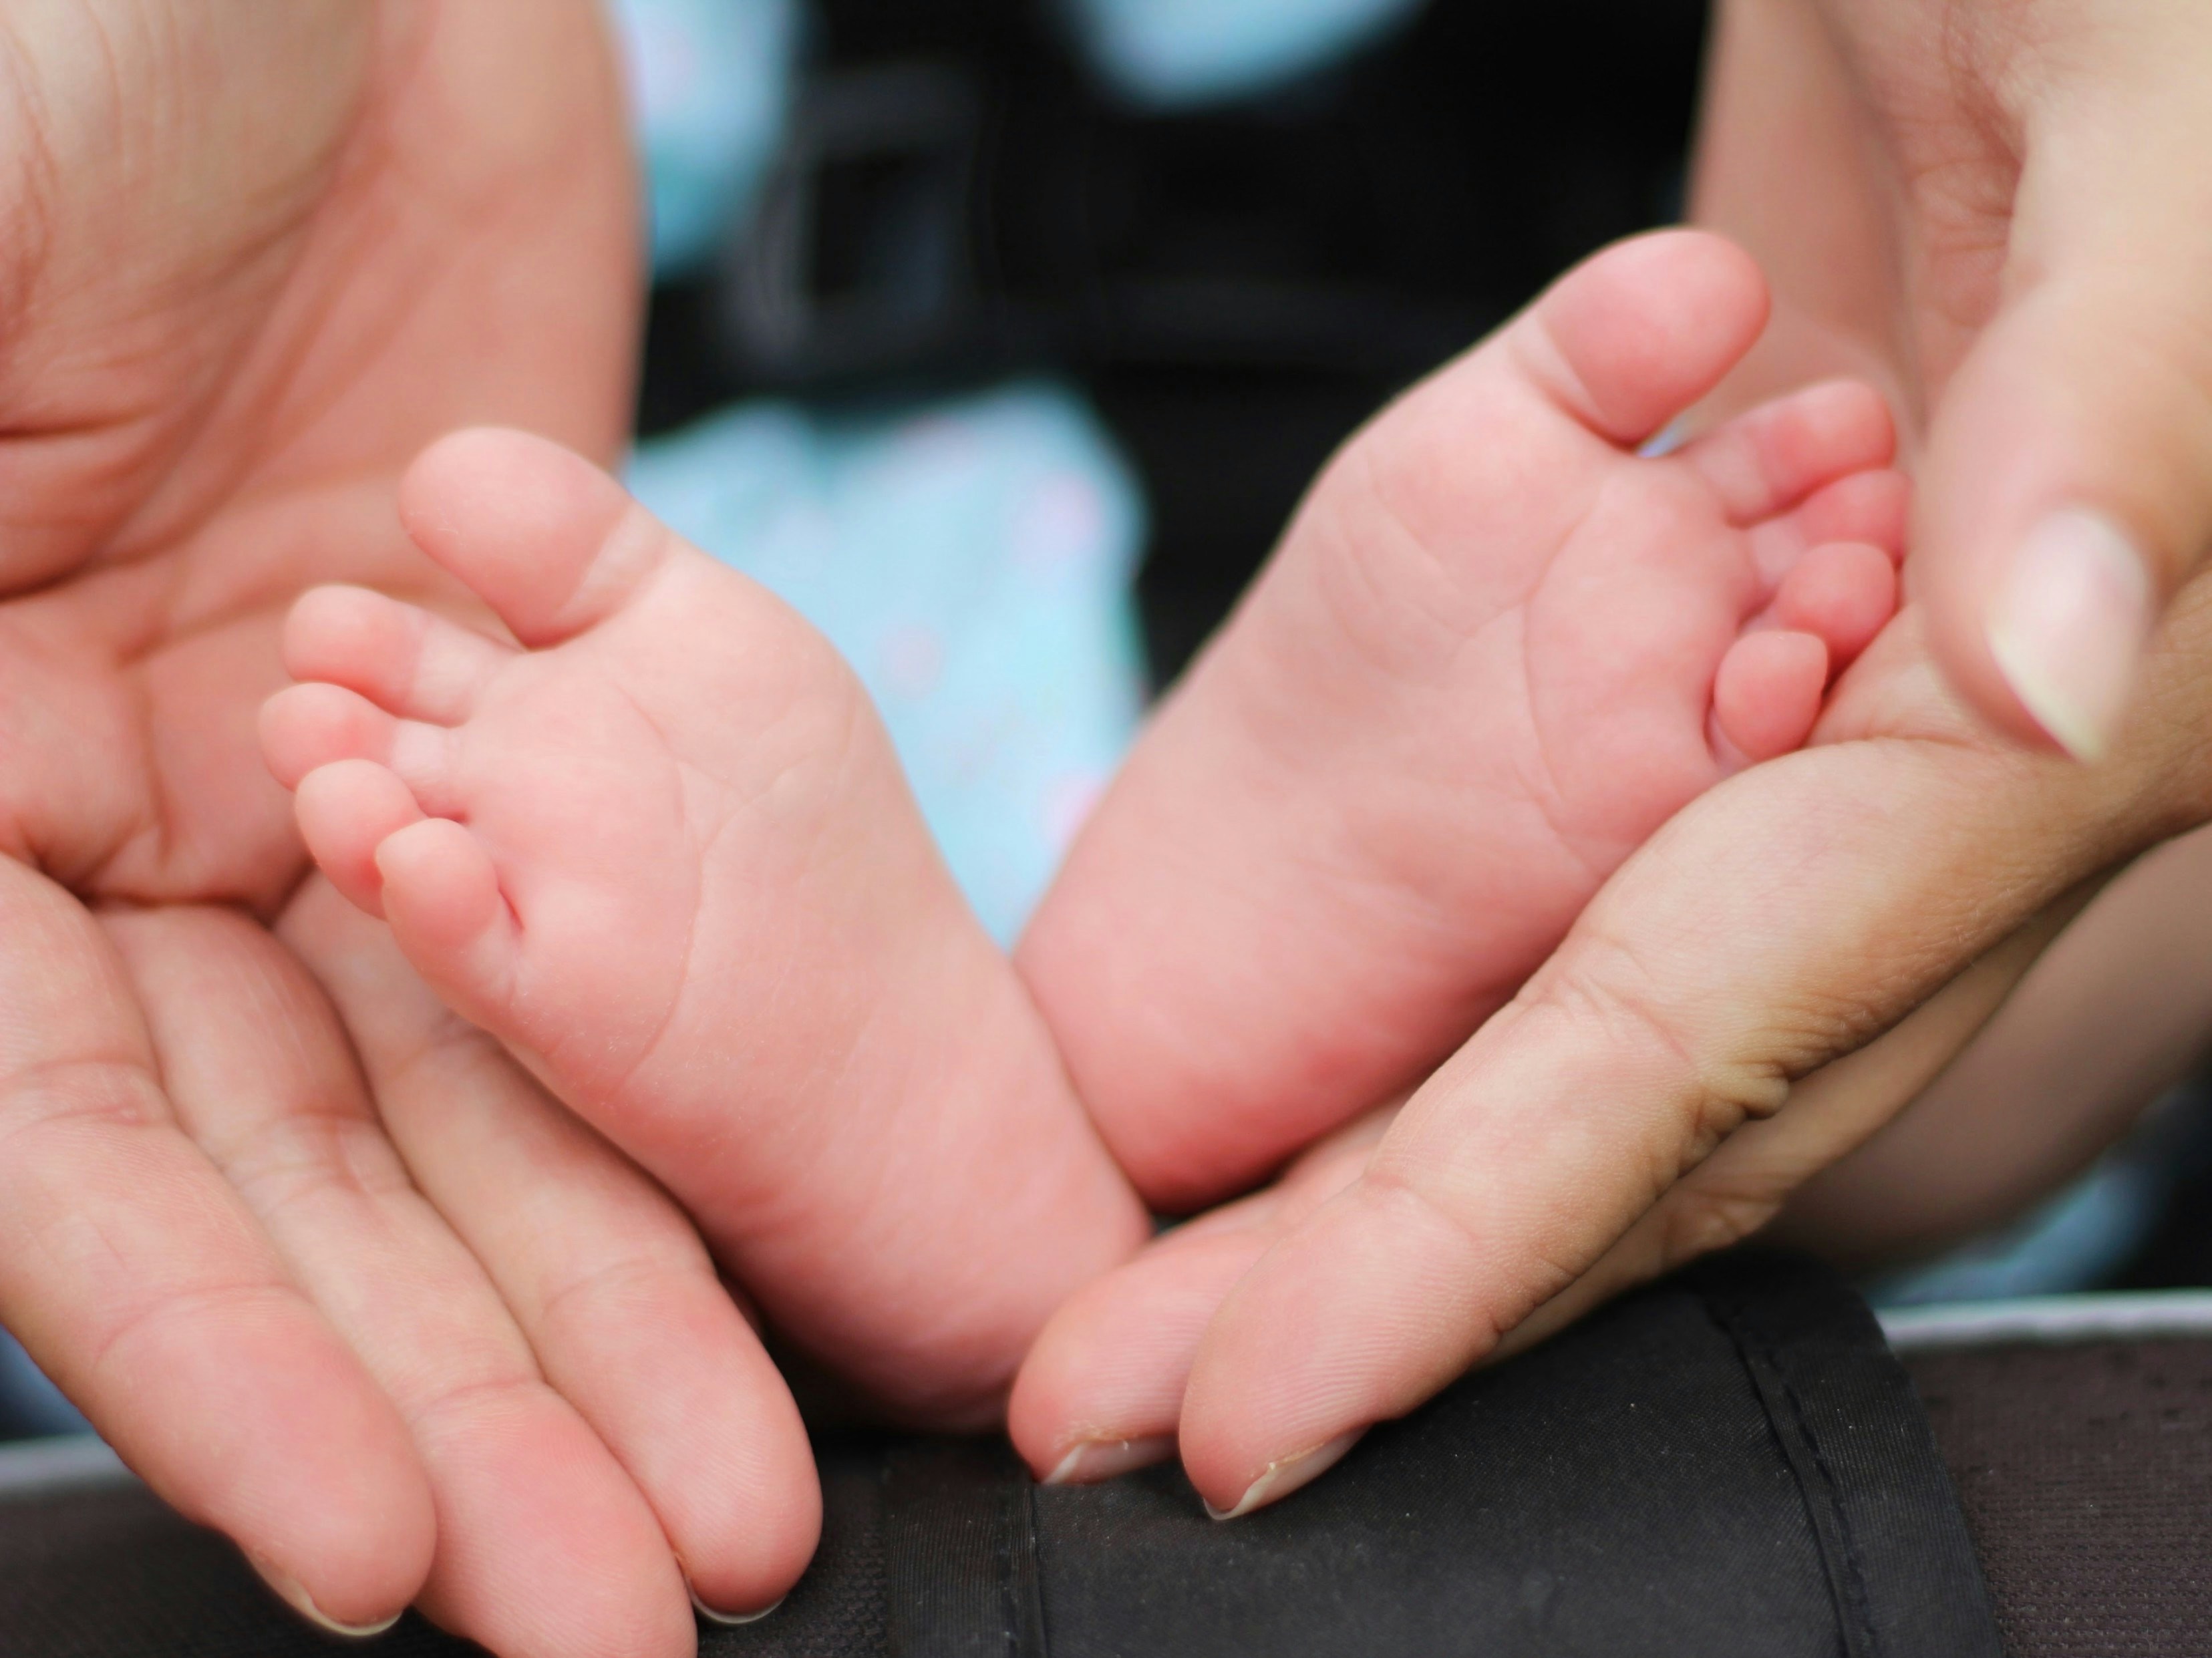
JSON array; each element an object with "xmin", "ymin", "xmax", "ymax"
[
  {"xmin": 1199, "ymin": 1430, "xmax": 1364, "ymax": 1521},
  {"xmin": 1912, "ymin": 274, "xmax": 2211, "ymax": 756},
  {"xmin": 619, "ymin": 1305, "xmax": 822, "ymax": 1621},
  {"xmin": 667, "ymin": 1479, "xmax": 819, "ymax": 1628},
  {"xmin": 1009, "ymin": 1229, "xmax": 1272, "ymax": 1484},
  {"xmin": 680, "ymin": 1491, "xmax": 818, "ymax": 1627},
  {"xmin": 1176, "ymin": 1209, "xmax": 1394, "ymax": 1515},
  {"xmin": 1979, "ymin": 508, "xmax": 2155, "ymax": 764},
  {"xmin": 241, "ymin": 1441, "xmax": 437, "ymax": 1637},
  {"xmin": 406, "ymin": 1403, "xmax": 695, "ymax": 1658},
  {"xmin": 1036, "ymin": 1434, "xmax": 1179, "ymax": 1488},
  {"xmin": 108, "ymin": 1313, "xmax": 438, "ymax": 1633}
]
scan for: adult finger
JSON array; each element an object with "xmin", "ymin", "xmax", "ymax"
[
  {"xmin": 1009, "ymin": 1108, "xmax": 1392, "ymax": 1486},
  {"xmin": 281, "ymin": 877, "xmax": 820, "ymax": 1623},
  {"xmin": 0, "ymin": 859, "xmax": 432, "ymax": 1632},
  {"xmin": 1174, "ymin": 621, "xmax": 2197, "ymax": 1515},
  {"xmin": 104, "ymin": 902, "xmax": 693, "ymax": 1658},
  {"xmin": 1776, "ymin": 821, "xmax": 2212, "ymax": 1264},
  {"xmin": 1908, "ymin": 9, "xmax": 2212, "ymax": 760},
  {"xmin": 1493, "ymin": 889, "xmax": 2091, "ymax": 1359},
  {"xmin": 1011, "ymin": 919, "xmax": 2048, "ymax": 1490}
]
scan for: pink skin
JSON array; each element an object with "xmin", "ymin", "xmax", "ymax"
[
  {"xmin": 0, "ymin": 3, "xmax": 802, "ymax": 1644},
  {"xmin": 1012, "ymin": 1107, "xmax": 1388, "ymax": 1488},
  {"xmin": 262, "ymin": 431, "xmax": 1150, "ymax": 1430},
  {"xmin": 1018, "ymin": 230, "xmax": 1906, "ymax": 1218}
]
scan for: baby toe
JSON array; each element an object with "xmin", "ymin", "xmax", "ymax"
[
  {"xmin": 1713, "ymin": 631, "xmax": 1829, "ymax": 764},
  {"xmin": 262, "ymin": 683, "xmax": 398, "ymax": 790},
  {"xmin": 400, "ymin": 431, "xmax": 663, "ymax": 649},
  {"xmin": 1515, "ymin": 229, "xmax": 1770, "ymax": 446},
  {"xmin": 284, "ymin": 586, "xmax": 512, "ymax": 726},
  {"xmin": 1681, "ymin": 380, "xmax": 1897, "ymax": 527},
  {"xmin": 295, "ymin": 760, "xmax": 427, "ymax": 917},
  {"xmin": 374, "ymin": 818, "xmax": 518, "ymax": 1014},
  {"xmin": 1772, "ymin": 542, "xmax": 1900, "ymax": 667},
  {"xmin": 1790, "ymin": 468, "xmax": 1911, "ymax": 562}
]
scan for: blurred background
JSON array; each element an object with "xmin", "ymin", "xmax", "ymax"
[
  {"xmin": 4, "ymin": 0, "xmax": 2207, "ymax": 1442},
  {"xmin": 625, "ymin": 0, "xmax": 1708, "ymax": 937}
]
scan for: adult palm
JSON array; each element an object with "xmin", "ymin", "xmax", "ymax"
[
  {"xmin": 0, "ymin": 5, "xmax": 816, "ymax": 1651},
  {"xmin": 0, "ymin": 0, "xmax": 632, "ymax": 894}
]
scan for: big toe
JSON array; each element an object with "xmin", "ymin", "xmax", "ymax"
[
  {"xmin": 399, "ymin": 430, "xmax": 649, "ymax": 647},
  {"xmin": 1515, "ymin": 229, "xmax": 1771, "ymax": 448}
]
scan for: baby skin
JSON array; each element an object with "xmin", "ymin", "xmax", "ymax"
[
  {"xmin": 1019, "ymin": 229, "xmax": 1906, "ymax": 1216},
  {"xmin": 260, "ymin": 430, "xmax": 1154, "ymax": 1458},
  {"xmin": 263, "ymin": 229, "xmax": 1901, "ymax": 1566}
]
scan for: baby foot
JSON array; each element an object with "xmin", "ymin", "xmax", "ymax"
[
  {"xmin": 262, "ymin": 430, "xmax": 1148, "ymax": 1426},
  {"xmin": 1019, "ymin": 230, "xmax": 1906, "ymax": 1211}
]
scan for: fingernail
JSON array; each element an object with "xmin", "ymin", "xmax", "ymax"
[
  {"xmin": 1043, "ymin": 1435, "xmax": 1176, "ymax": 1485},
  {"xmin": 247, "ymin": 1552, "xmax": 402, "ymax": 1639},
  {"xmin": 1986, "ymin": 509, "xmax": 2153, "ymax": 762},
  {"xmin": 1204, "ymin": 1431, "xmax": 1363, "ymax": 1521},
  {"xmin": 691, "ymin": 1587, "xmax": 784, "ymax": 1627}
]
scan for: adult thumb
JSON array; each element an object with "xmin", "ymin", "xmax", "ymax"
[{"xmin": 1915, "ymin": 39, "xmax": 2212, "ymax": 761}]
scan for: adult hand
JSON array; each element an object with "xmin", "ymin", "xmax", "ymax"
[
  {"xmin": 1696, "ymin": 0, "xmax": 2212, "ymax": 764},
  {"xmin": 1017, "ymin": 596, "xmax": 2212, "ymax": 1513},
  {"xmin": 0, "ymin": 4, "xmax": 815, "ymax": 1648},
  {"xmin": 1011, "ymin": 0, "xmax": 2212, "ymax": 1512}
]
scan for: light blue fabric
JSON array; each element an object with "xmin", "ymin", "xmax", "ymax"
[
  {"xmin": 1865, "ymin": 1158, "xmax": 2165, "ymax": 1308},
  {"xmin": 629, "ymin": 382, "xmax": 1149, "ymax": 944},
  {"xmin": 1864, "ymin": 1085, "xmax": 2208, "ymax": 1309},
  {"xmin": 612, "ymin": 0, "xmax": 802, "ymax": 276},
  {"xmin": 1058, "ymin": 0, "xmax": 1430, "ymax": 109}
]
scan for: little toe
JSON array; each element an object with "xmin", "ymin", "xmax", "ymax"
[
  {"xmin": 1713, "ymin": 631, "xmax": 1829, "ymax": 765},
  {"xmin": 284, "ymin": 586, "xmax": 512, "ymax": 725},
  {"xmin": 375, "ymin": 818, "xmax": 519, "ymax": 1020},
  {"xmin": 296, "ymin": 760, "xmax": 428, "ymax": 917},
  {"xmin": 1513, "ymin": 228, "xmax": 1770, "ymax": 447},
  {"xmin": 400, "ymin": 430, "xmax": 672, "ymax": 649},
  {"xmin": 1772, "ymin": 542, "xmax": 1900, "ymax": 668},
  {"xmin": 1679, "ymin": 380, "xmax": 1897, "ymax": 527}
]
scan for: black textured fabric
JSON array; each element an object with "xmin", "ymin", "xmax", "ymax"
[
  {"xmin": 0, "ymin": 1251, "xmax": 1998, "ymax": 1657},
  {"xmin": 1904, "ymin": 1337, "xmax": 2212, "ymax": 1657},
  {"xmin": 1005, "ymin": 1251, "xmax": 2000, "ymax": 1658}
]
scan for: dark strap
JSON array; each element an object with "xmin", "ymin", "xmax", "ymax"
[
  {"xmin": 1693, "ymin": 1253, "xmax": 2004, "ymax": 1658},
  {"xmin": 0, "ymin": 1249, "xmax": 2004, "ymax": 1657}
]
